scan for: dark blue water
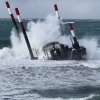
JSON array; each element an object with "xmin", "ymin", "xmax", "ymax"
[{"xmin": 0, "ymin": 18, "xmax": 100, "ymax": 48}]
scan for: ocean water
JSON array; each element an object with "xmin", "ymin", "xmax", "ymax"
[{"xmin": 0, "ymin": 15, "xmax": 100, "ymax": 100}]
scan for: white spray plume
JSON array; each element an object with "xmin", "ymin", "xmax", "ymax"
[
  {"xmin": 79, "ymin": 37, "xmax": 100, "ymax": 60},
  {"xmin": 0, "ymin": 14, "xmax": 100, "ymax": 60}
]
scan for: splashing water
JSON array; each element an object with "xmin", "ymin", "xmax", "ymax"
[
  {"xmin": 80, "ymin": 37, "xmax": 100, "ymax": 60},
  {"xmin": 0, "ymin": 15, "xmax": 100, "ymax": 60}
]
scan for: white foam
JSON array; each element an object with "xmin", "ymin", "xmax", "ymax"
[
  {"xmin": 30, "ymin": 94, "xmax": 97, "ymax": 100},
  {"xmin": 0, "ymin": 14, "xmax": 100, "ymax": 60},
  {"xmin": 79, "ymin": 37, "xmax": 100, "ymax": 60}
]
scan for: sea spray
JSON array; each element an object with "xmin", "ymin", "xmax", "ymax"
[
  {"xmin": 26, "ymin": 15, "xmax": 61, "ymax": 48},
  {"xmin": 0, "ymin": 15, "xmax": 100, "ymax": 60},
  {"xmin": 0, "ymin": 15, "xmax": 62, "ymax": 59},
  {"xmin": 80, "ymin": 37, "xmax": 100, "ymax": 60}
]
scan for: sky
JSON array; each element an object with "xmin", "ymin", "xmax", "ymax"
[{"xmin": 0, "ymin": 0, "xmax": 100, "ymax": 19}]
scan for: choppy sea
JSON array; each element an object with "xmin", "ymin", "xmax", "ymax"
[{"xmin": 0, "ymin": 15, "xmax": 100, "ymax": 100}]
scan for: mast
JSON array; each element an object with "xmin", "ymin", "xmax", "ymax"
[
  {"xmin": 5, "ymin": 2, "xmax": 20, "ymax": 39},
  {"xmin": 15, "ymin": 8, "xmax": 35, "ymax": 60},
  {"xmin": 54, "ymin": 4, "xmax": 64, "ymax": 35},
  {"xmin": 68, "ymin": 23, "xmax": 80, "ymax": 49}
]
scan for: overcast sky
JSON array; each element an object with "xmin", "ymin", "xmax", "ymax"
[{"xmin": 1, "ymin": 0, "xmax": 100, "ymax": 19}]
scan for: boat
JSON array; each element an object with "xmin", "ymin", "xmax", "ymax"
[
  {"xmin": 41, "ymin": 4, "xmax": 87, "ymax": 60},
  {"xmin": 42, "ymin": 41, "xmax": 86, "ymax": 60}
]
